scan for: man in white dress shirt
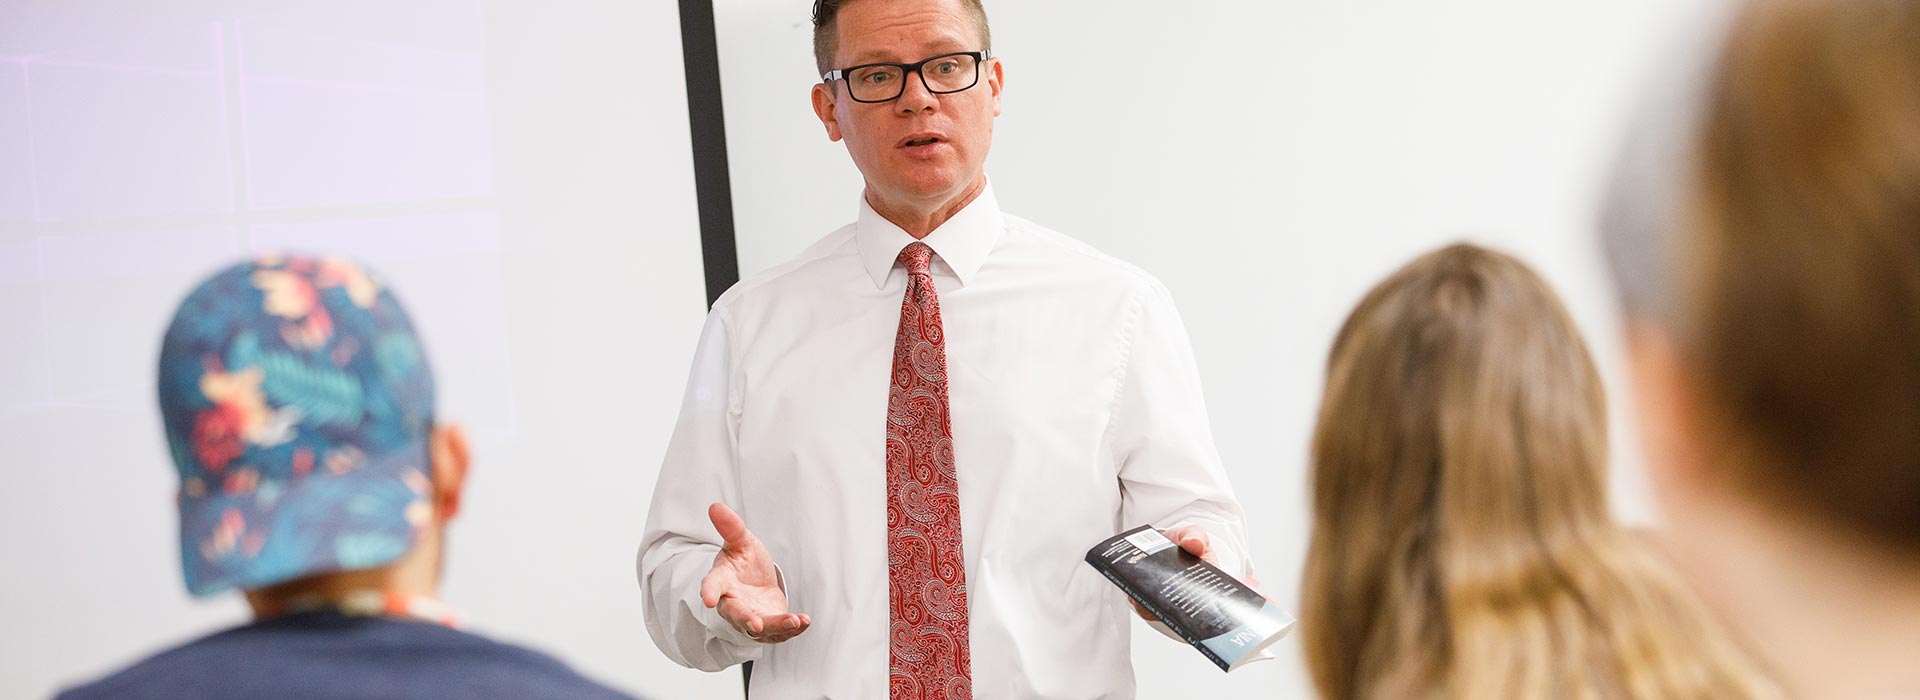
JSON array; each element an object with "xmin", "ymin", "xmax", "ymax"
[{"xmin": 637, "ymin": 0, "xmax": 1255, "ymax": 697}]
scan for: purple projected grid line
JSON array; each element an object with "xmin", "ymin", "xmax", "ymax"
[
  {"xmin": 33, "ymin": 235, "xmax": 51, "ymax": 401},
  {"xmin": 214, "ymin": 21, "xmax": 253, "ymax": 250},
  {"xmin": 19, "ymin": 60, "xmax": 42, "ymax": 224},
  {"xmin": 241, "ymin": 73, "xmax": 489, "ymax": 97},
  {"xmin": 0, "ymin": 384, "xmax": 146, "ymax": 418},
  {"xmin": 19, "ymin": 60, "xmax": 53, "ymax": 401},
  {"xmin": 8, "ymin": 57, "xmax": 215, "ymax": 80}
]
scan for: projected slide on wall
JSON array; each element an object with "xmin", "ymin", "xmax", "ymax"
[
  {"xmin": 2, "ymin": 1, "xmax": 716, "ymax": 698},
  {"xmin": 0, "ymin": 0, "xmax": 508, "ymax": 431}
]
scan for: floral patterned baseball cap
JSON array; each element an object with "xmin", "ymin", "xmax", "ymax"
[{"xmin": 157, "ymin": 255, "xmax": 437, "ymax": 597}]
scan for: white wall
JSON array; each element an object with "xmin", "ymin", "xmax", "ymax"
[
  {"xmin": 0, "ymin": 1, "xmax": 737, "ymax": 698},
  {"xmin": 0, "ymin": 1, "xmax": 1734, "ymax": 698},
  {"xmin": 714, "ymin": 1, "xmax": 1723, "ymax": 697}
]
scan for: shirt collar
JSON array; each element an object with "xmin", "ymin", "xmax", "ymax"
[{"xmin": 855, "ymin": 182, "xmax": 1005, "ymax": 290}]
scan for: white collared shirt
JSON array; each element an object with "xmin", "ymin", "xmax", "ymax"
[{"xmin": 638, "ymin": 185, "xmax": 1253, "ymax": 699}]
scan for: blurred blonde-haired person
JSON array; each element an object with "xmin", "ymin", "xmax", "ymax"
[
  {"xmin": 1603, "ymin": 0, "xmax": 1920, "ymax": 696},
  {"xmin": 1300, "ymin": 244, "xmax": 1779, "ymax": 700}
]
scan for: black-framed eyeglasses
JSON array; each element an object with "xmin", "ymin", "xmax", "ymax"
[{"xmin": 822, "ymin": 50, "xmax": 992, "ymax": 104}]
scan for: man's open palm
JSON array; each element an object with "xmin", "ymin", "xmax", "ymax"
[{"xmin": 700, "ymin": 502, "xmax": 811, "ymax": 643}]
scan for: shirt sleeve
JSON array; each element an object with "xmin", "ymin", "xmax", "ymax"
[
  {"xmin": 637, "ymin": 308, "xmax": 765, "ymax": 670},
  {"xmin": 1108, "ymin": 279, "xmax": 1255, "ymax": 583}
]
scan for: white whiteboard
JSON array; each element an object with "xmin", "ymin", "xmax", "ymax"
[{"xmin": 713, "ymin": 1, "xmax": 1727, "ymax": 697}]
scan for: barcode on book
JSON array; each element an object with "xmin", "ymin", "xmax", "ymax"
[{"xmin": 1125, "ymin": 528, "xmax": 1176, "ymax": 555}]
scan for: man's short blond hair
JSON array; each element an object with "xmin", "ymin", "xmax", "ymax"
[{"xmin": 811, "ymin": 0, "xmax": 991, "ymax": 76}]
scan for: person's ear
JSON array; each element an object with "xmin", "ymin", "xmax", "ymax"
[
  {"xmin": 428, "ymin": 424, "xmax": 471, "ymax": 523},
  {"xmin": 812, "ymin": 82, "xmax": 844, "ymax": 142},
  {"xmin": 1623, "ymin": 320, "xmax": 1711, "ymax": 505},
  {"xmin": 987, "ymin": 55, "xmax": 1004, "ymax": 117}
]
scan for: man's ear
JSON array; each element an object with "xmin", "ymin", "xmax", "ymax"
[
  {"xmin": 428, "ymin": 424, "xmax": 471, "ymax": 523},
  {"xmin": 987, "ymin": 56, "xmax": 1005, "ymax": 117},
  {"xmin": 1623, "ymin": 320, "xmax": 1711, "ymax": 505},
  {"xmin": 812, "ymin": 82, "xmax": 844, "ymax": 142}
]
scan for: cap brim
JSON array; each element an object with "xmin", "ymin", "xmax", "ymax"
[{"xmin": 178, "ymin": 438, "xmax": 432, "ymax": 597}]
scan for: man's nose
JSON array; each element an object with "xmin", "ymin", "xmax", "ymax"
[{"xmin": 896, "ymin": 70, "xmax": 938, "ymax": 114}]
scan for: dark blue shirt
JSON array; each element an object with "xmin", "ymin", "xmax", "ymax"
[{"xmin": 55, "ymin": 611, "xmax": 637, "ymax": 700}]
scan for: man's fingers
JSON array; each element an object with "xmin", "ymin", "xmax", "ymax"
[
  {"xmin": 715, "ymin": 596, "xmax": 810, "ymax": 644},
  {"xmin": 1178, "ymin": 533, "xmax": 1208, "ymax": 556},
  {"xmin": 1166, "ymin": 525, "xmax": 1214, "ymax": 563},
  {"xmin": 1159, "ymin": 525, "xmax": 1205, "ymax": 552},
  {"xmin": 759, "ymin": 612, "xmax": 811, "ymax": 642},
  {"xmin": 708, "ymin": 502, "xmax": 759, "ymax": 552},
  {"xmin": 717, "ymin": 596, "xmax": 762, "ymax": 634},
  {"xmin": 1130, "ymin": 598, "xmax": 1159, "ymax": 623},
  {"xmin": 700, "ymin": 564, "xmax": 736, "ymax": 608}
]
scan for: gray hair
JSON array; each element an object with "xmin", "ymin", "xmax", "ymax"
[{"xmin": 1597, "ymin": 3, "xmax": 1739, "ymax": 326}]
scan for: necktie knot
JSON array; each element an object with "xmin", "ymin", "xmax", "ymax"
[{"xmin": 897, "ymin": 242, "xmax": 935, "ymax": 277}]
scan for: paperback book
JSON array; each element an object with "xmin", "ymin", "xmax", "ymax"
[{"xmin": 1086, "ymin": 525, "xmax": 1295, "ymax": 672}]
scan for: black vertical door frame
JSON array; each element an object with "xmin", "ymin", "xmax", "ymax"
[
  {"xmin": 680, "ymin": 0, "xmax": 741, "ymax": 310},
  {"xmin": 677, "ymin": 0, "xmax": 750, "ymax": 696}
]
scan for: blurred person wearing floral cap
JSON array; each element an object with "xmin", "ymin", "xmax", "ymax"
[{"xmin": 55, "ymin": 255, "xmax": 635, "ymax": 700}]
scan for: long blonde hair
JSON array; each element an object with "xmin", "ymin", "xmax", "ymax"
[{"xmin": 1301, "ymin": 244, "xmax": 1777, "ymax": 700}]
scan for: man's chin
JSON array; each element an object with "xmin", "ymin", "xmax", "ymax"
[
  {"xmin": 884, "ymin": 168, "xmax": 975, "ymax": 201},
  {"xmin": 869, "ymin": 183, "xmax": 946, "ymax": 204}
]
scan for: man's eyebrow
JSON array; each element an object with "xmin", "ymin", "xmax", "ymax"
[
  {"xmin": 845, "ymin": 51, "xmax": 899, "ymax": 66},
  {"xmin": 845, "ymin": 42, "xmax": 970, "ymax": 66}
]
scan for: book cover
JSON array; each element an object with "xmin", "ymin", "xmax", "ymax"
[{"xmin": 1085, "ymin": 525, "xmax": 1296, "ymax": 672}]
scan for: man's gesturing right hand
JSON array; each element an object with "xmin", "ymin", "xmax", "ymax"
[{"xmin": 701, "ymin": 502, "xmax": 811, "ymax": 644}]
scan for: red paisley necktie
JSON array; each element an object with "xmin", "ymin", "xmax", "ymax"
[{"xmin": 887, "ymin": 242, "xmax": 972, "ymax": 700}]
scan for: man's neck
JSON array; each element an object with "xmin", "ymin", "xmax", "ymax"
[
  {"xmin": 245, "ymin": 533, "xmax": 443, "ymax": 619},
  {"xmin": 866, "ymin": 174, "xmax": 988, "ymax": 239},
  {"xmin": 1688, "ymin": 502, "xmax": 1920, "ymax": 699}
]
